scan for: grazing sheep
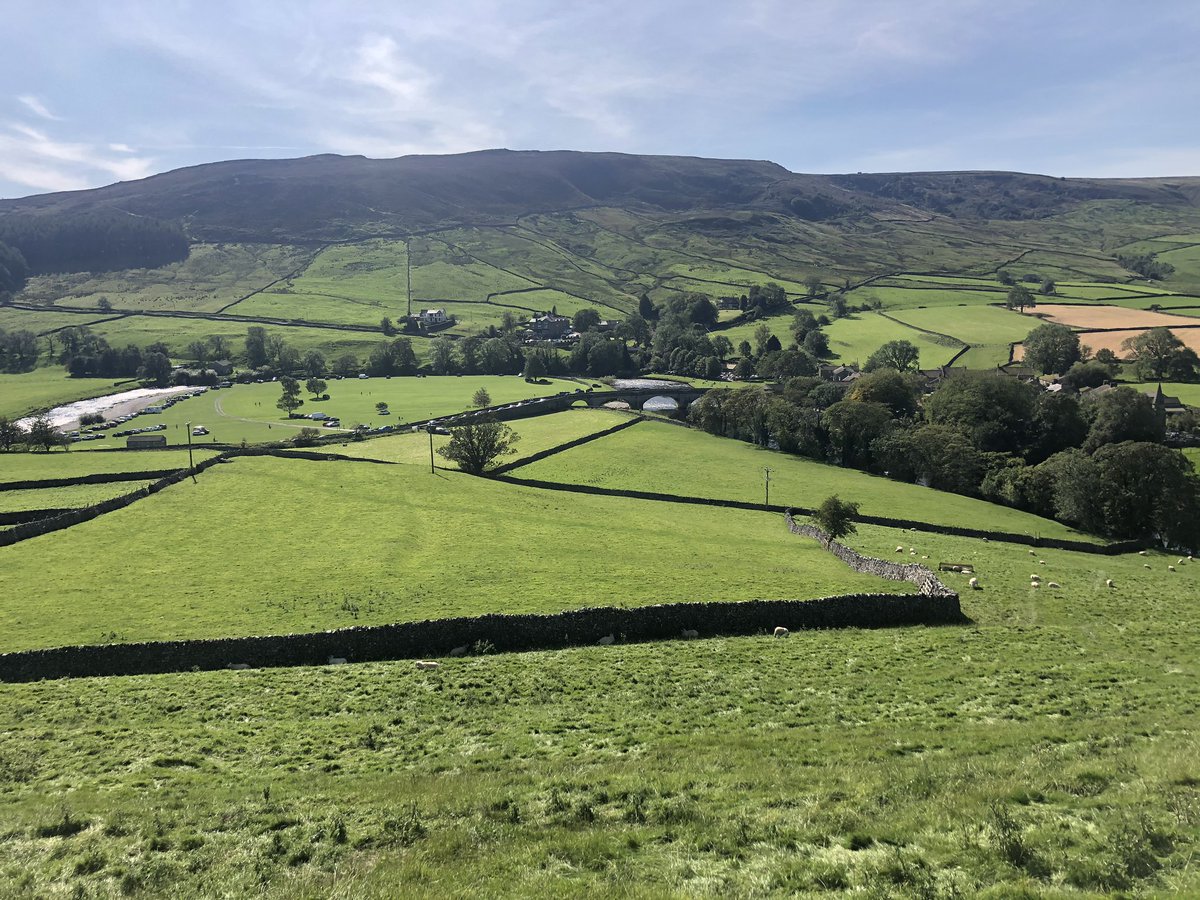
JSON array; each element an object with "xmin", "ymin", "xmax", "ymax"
[
  {"xmin": 1106, "ymin": 579, "xmax": 1114, "ymax": 588},
  {"xmin": 415, "ymin": 661, "xmax": 440, "ymax": 670},
  {"xmin": 773, "ymin": 626, "xmax": 790, "ymax": 638},
  {"xmin": 896, "ymin": 546, "xmax": 905, "ymax": 553},
  {"xmin": 1031, "ymin": 581, "xmax": 1041, "ymax": 589},
  {"xmin": 1139, "ymin": 550, "xmax": 1148, "ymax": 556},
  {"xmin": 327, "ymin": 657, "xmax": 348, "ymax": 665},
  {"xmin": 449, "ymin": 644, "xmax": 469, "ymax": 657},
  {"xmin": 1169, "ymin": 565, "xmax": 1176, "ymax": 572},
  {"xmin": 1047, "ymin": 582, "xmax": 1061, "ymax": 588},
  {"xmin": 922, "ymin": 555, "xmax": 929, "ymax": 560},
  {"xmin": 228, "ymin": 663, "xmax": 250, "ymax": 671},
  {"xmin": 1038, "ymin": 560, "xmax": 1046, "ymax": 565},
  {"xmin": 597, "ymin": 634, "xmax": 615, "ymax": 646},
  {"xmin": 968, "ymin": 577, "xmax": 980, "ymax": 590},
  {"xmin": 1178, "ymin": 559, "xmax": 1187, "ymax": 566},
  {"xmin": 1029, "ymin": 549, "xmax": 1036, "ymax": 556},
  {"xmin": 680, "ymin": 628, "xmax": 699, "ymax": 639},
  {"xmin": 1030, "ymin": 574, "xmax": 1041, "ymax": 581},
  {"xmin": 1144, "ymin": 564, "xmax": 1152, "ymax": 569}
]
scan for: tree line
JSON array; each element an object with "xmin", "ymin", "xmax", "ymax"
[
  {"xmin": 0, "ymin": 212, "xmax": 189, "ymax": 275},
  {"xmin": 691, "ymin": 353, "xmax": 1199, "ymax": 547}
]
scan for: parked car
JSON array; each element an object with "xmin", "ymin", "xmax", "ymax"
[{"xmin": 192, "ymin": 426, "xmax": 209, "ymax": 436}]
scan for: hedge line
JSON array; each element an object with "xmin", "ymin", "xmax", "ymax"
[{"xmin": 0, "ymin": 592, "xmax": 965, "ymax": 682}]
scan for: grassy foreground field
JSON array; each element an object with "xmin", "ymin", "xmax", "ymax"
[
  {"xmin": 517, "ymin": 420, "xmax": 1098, "ymax": 542},
  {"xmin": 0, "ymin": 519, "xmax": 1195, "ymax": 896}
]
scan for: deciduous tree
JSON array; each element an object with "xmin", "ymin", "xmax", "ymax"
[{"xmin": 437, "ymin": 420, "xmax": 520, "ymax": 475}]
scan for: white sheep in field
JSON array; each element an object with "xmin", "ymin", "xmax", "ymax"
[
  {"xmin": 896, "ymin": 545, "xmax": 904, "ymax": 553},
  {"xmin": 773, "ymin": 626, "xmax": 790, "ymax": 638},
  {"xmin": 1030, "ymin": 574, "xmax": 1041, "ymax": 581},
  {"xmin": 1029, "ymin": 549, "xmax": 1036, "ymax": 556},
  {"xmin": 1038, "ymin": 560, "xmax": 1046, "ymax": 565},
  {"xmin": 968, "ymin": 577, "xmax": 980, "ymax": 590},
  {"xmin": 1178, "ymin": 559, "xmax": 1187, "ymax": 566},
  {"xmin": 1169, "ymin": 565, "xmax": 1176, "ymax": 572},
  {"xmin": 1139, "ymin": 550, "xmax": 1148, "ymax": 556},
  {"xmin": 415, "ymin": 660, "xmax": 440, "ymax": 670},
  {"xmin": 1031, "ymin": 581, "xmax": 1041, "ymax": 589},
  {"xmin": 597, "ymin": 634, "xmax": 615, "ymax": 646},
  {"xmin": 680, "ymin": 628, "xmax": 699, "ymax": 639},
  {"xmin": 449, "ymin": 645, "xmax": 469, "ymax": 657},
  {"xmin": 327, "ymin": 656, "xmax": 347, "ymax": 665},
  {"xmin": 1106, "ymin": 579, "xmax": 1115, "ymax": 588},
  {"xmin": 1144, "ymin": 564, "xmax": 1152, "ymax": 569},
  {"xmin": 1047, "ymin": 582, "xmax": 1061, "ymax": 589},
  {"xmin": 228, "ymin": 663, "xmax": 250, "ymax": 671}
]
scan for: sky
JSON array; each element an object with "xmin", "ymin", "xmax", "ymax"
[{"xmin": 2, "ymin": 0, "xmax": 1199, "ymax": 199}]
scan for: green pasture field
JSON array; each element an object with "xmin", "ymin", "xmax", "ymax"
[
  {"xmin": 313, "ymin": 409, "xmax": 633, "ymax": 467},
  {"xmin": 70, "ymin": 376, "xmax": 579, "ymax": 451},
  {"xmin": 0, "ymin": 455, "xmax": 900, "ymax": 652},
  {"xmin": 661, "ymin": 263, "xmax": 809, "ymax": 296},
  {"xmin": 486, "ymin": 288, "xmax": 598, "ymax": 316},
  {"xmin": 17, "ymin": 243, "xmax": 312, "ymax": 313},
  {"xmin": 0, "ymin": 449, "xmax": 218, "ymax": 481},
  {"xmin": 1101, "ymin": 295, "xmax": 1200, "ymax": 313},
  {"xmin": 822, "ymin": 312, "xmax": 963, "ymax": 369},
  {"xmin": 1158, "ymin": 243, "xmax": 1200, "ymax": 288},
  {"xmin": 953, "ymin": 344, "xmax": 1013, "ymax": 369},
  {"xmin": 0, "ymin": 482, "xmax": 154, "ymax": 513},
  {"xmin": 410, "ymin": 258, "xmax": 537, "ymax": 302},
  {"xmin": 0, "ymin": 516, "xmax": 1195, "ymax": 896},
  {"xmin": 0, "ymin": 370, "xmax": 130, "ymax": 420},
  {"xmin": 0, "ymin": 307, "xmax": 114, "ymax": 335},
  {"xmin": 516, "ymin": 419, "xmax": 1097, "ymax": 542},
  {"xmin": 230, "ymin": 289, "xmax": 411, "ymax": 328},
  {"xmin": 886, "ymin": 274, "xmax": 1001, "ymax": 287},
  {"xmin": 267, "ymin": 240, "xmax": 409, "ymax": 305},
  {"xmin": 885, "ymin": 305, "xmax": 1036, "ymax": 345},
  {"xmin": 63, "ymin": 314, "xmax": 397, "ymax": 362}
]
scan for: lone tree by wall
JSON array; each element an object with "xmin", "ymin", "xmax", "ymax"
[
  {"xmin": 438, "ymin": 419, "xmax": 520, "ymax": 475},
  {"xmin": 305, "ymin": 377, "xmax": 327, "ymax": 398},
  {"xmin": 472, "ymin": 387, "xmax": 492, "ymax": 408},
  {"xmin": 813, "ymin": 494, "xmax": 860, "ymax": 541}
]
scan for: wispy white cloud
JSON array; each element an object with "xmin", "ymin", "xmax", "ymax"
[
  {"xmin": 0, "ymin": 122, "xmax": 156, "ymax": 195},
  {"xmin": 16, "ymin": 94, "xmax": 60, "ymax": 121}
]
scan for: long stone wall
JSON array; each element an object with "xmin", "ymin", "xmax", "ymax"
[
  {"xmin": 489, "ymin": 415, "xmax": 644, "ymax": 475},
  {"xmin": 785, "ymin": 512, "xmax": 953, "ymax": 597},
  {"xmin": 0, "ymin": 591, "xmax": 965, "ymax": 682}
]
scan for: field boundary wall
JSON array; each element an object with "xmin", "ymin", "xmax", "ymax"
[
  {"xmin": 489, "ymin": 473, "xmax": 1140, "ymax": 553},
  {"xmin": 785, "ymin": 512, "xmax": 952, "ymax": 596},
  {"xmin": 490, "ymin": 415, "xmax": 644, "ymax": 475},
  {"xmin": 0, "ymin": 470, "xmax": 178, "ymax": 491},
  {"xmin": 0, "ymin": 591, "xmax": 965, "ymax": 682}
]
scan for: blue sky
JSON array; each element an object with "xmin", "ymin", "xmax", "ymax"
[{"xmin": 2, "ymin": 0, "xmax": 1198, "ymax": 198}]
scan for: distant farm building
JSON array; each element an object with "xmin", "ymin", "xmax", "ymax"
[
  {"xmin": 526, "ymin": 314, "xmax": 572, "ymax": 339},
  {"xmin": 127, "ymin": 434, "xmax": 167, "ymax": 449},
  {"xmin": 417, "ymin": 308, "xmax": 448, "ymax": 326}
]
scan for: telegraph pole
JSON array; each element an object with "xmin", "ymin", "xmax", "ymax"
[
  {"xmin": 428, "ymin": 425, "xmax": 435, "ymax": 474},
  {"xmin": 185, "ymin": 421, "xmax": 196, "ymax": 483},
  {"xmin": 763, "ymin": 466, "xmax": 773, "ymax": 508},
  {"xmin": 406, "ymin": 239, "xmax": 413, "ymax": 319}
]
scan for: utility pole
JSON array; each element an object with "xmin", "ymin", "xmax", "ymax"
[
  {"xmin": 406, "ymin": 238, "xmax": 413, "ymax": 319},
  {"xmin": 185, "ymin": 421, "xmax": 196, "ymax": 483},
  {"xmin": 763, "ymin": 466, "xmax": 773, "ymax": 508},
  {"xmin": 428, "ymin": 425, "xmax": 435, "ymax": 474}
]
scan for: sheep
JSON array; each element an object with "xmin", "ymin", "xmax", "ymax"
[
  {"xmin": 773, "ymin": 626, "xmax": 790, "ymax": 638},
  {"xmin": 597, "ymin": 634, "xmax": 615, "ymax": 646},
  {"xmin": 1038, "ymin": 560, "xmax": 1046, "ymax": 565},
  {"xmin": 1169, "ymin": 565, "xmax": 1176, "ymax": 572},
  {"xmin": 1047, "ymin": 581, "xmax": 1061, "ymax": 589},
  {"xmin": 680, "ymin": 628, "xmax": 699, "ymax": 639},
  {"xmin": 1139, "ymin": 550, "xmax": 1148, "ymax": 556},
  {"xmin": 227, "ymin": 663, "xmax": 250, "ymax": 671},
  {"xmin": 1029, "ymin": 549, "xmax": 1036, "ymax": 556},
  {"xmin": 968, "ymin": 577, "xmax": 980, "ymax": 590},
  {"xmin": 1178, "ymin": 559, "xmax": 1187, "ymax": 566},
  {"xmin": 1144, "ymin": 564, "xmax": 1152, "ymax": 569},
  {"xmin": 1031, "ymin": 581, "xmax": 1041, "ymax": 589},
  {"xmin": 327, "ymin": 656, "xmax": 348, "ymax": 665},
  {"xmin": 415, "ymin": 660, "xmax": 440, "ymax": 670},
  {"xmin": 1106, "ymin": 579, "xmax": 1114, "ymax": 588},
  {"xmin": 1030, "ymin": 573, "xmax": 1041, "ymax": 581},
  {"xmin": 896, "ymin": 546, "xmax": 905, "ymax": 553}
]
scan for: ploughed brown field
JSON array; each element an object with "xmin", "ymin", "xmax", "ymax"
[{"xmin": 1014, "ymin": 304, "xmax": 1200, "ymax": 360}]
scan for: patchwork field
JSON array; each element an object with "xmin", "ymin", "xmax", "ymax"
[
  {"xmin": 0, "ymin": 482, "xmax": 154, "ymax": 513},
  {"xmin": 515, "ymin": 419, "xmax": 1096, "ymax": 542},
  {"xmin": 0, "ymin": 449, "xmax": 218, "ymax": 481},
  {"xmin": 0, "ymin": 455, "xmax": 901, "ymax": 653},
  {"xmin": 1026, "ymin": 304, "xmax": 1200, "ymax": 330},
  {"xmin": 0, "ymin": 370, "xmax": 130, "ymax": 420}
]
